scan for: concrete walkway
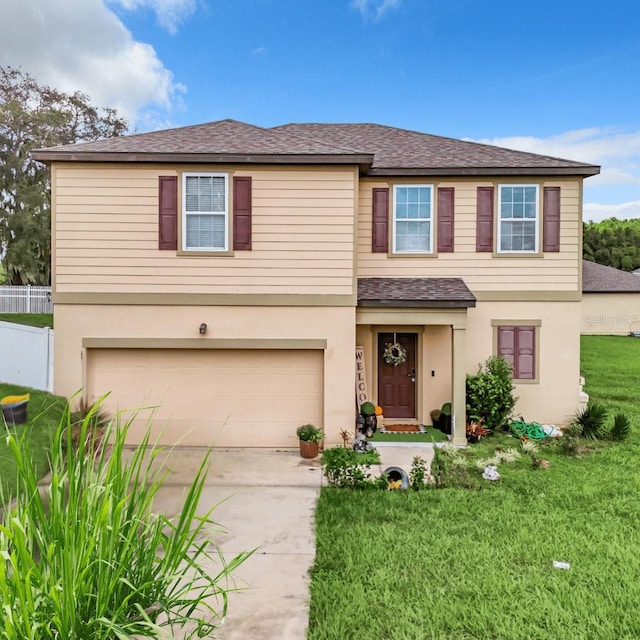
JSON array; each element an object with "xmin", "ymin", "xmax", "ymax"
[{"xmin": 151, "ymin": 444, "xmax": 435, "ymax": 639}]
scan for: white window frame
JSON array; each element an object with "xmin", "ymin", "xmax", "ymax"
[
  {"xmin": 392, "ymin": 184, "xmax": 434, "ymax": 254},
  {"xmin": 497, "ymin": 184, "xmax": 539, "ymax": 254},
  {"xmin": 182, "ymin": 172, "xmax": 229, "ymax": 252}
]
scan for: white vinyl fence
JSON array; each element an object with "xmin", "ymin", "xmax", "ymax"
[
  {"xmin": 0, "ymin": 321, "xmax": 54, "ymax": 392},
  {"xmin": 0, "ymin": 285, "xmax": 53, "ymax": 313}
]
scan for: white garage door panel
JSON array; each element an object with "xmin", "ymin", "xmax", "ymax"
[{"xmin": 87, "ymin": 349, "xmax": 323, "ymax": 447}]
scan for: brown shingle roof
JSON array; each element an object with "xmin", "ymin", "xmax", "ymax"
[
  {"xmin": 274, "ymin": 123, "xmax": 599, "ymax": 176},
  {"xmin": 32, "ymin": 119, "xmax": 373, "ymax": 166},
  {"xmin": 358, "ymin": 277, "xmax": 476, "ymax": 308},
  {"xmin": 582, "ymin": 260, "xmax": 640, "ymax": 293},
  {"xmin": 33, "ymin": 119, "xmax": 600, "ymax": 177}
]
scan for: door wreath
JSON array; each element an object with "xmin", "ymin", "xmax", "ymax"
[{"xmin": 383, "ymin": 337, "xmax": 407, "ymax": 366}]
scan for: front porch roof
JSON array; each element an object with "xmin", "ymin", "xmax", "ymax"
[{"xmin": 357, "ymin": 277, "xmax": 476, "ymax": 308}]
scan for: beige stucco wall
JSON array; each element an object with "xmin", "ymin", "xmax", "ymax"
[
  {"xmin": 54, "ymin": 304, "xmax": 355, "ymax": 446},
  {"xmin": 357, "ymin": 177, "xmax": 583, "ymax": 295},
  {"xmin": 52, "ymin": 163, "xmax": 357, "ymax": 296},
  {"xmin": 581, "ymin": 293, "xmax": 640, "ymax": 334},
  {"xmin": 466, "ymin": 300, "xmax": 581, "ymax": 426}
]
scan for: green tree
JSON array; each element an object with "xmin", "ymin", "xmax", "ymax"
[
  {"xmin": 583, "ymin": 218, "xmax": 640, "ymax": 272},
  {"xmin": 0, "ymin": 67, "xmax": 128, "ymax": 284}
]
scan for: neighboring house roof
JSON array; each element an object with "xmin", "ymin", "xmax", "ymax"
[
  {"xmin": 33, "ymin": 119, "xmax": 600, "ymax": 177},
  {"xmin": 582, "ymin": 260, "xmax": 640, "ymax": 293},
  {"xmin": 358, "ymin": 277, "xmax": 476, "ymax": 308}
]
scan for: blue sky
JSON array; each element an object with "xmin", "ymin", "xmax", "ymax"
[{"xmin": 2, "ymin": 0, "xmax": 640, "ymax": 221}]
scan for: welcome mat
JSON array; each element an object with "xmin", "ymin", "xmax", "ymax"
[{"xmin": 380, "ymin": 424, "xmax": 424, "ymax": 433}]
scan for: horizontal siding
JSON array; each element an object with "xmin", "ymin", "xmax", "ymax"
[
  {"xmin": 357, "ymin": 178, "xmax": 583, "ymax": 292},
  {"xmin": 54, "ymin": 164, "xmax": 356, "ymax": 295}
]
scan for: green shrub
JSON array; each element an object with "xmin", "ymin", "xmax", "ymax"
[
  {"xmin": 609, "ymin": 412, "xmax": 631, "ymax": 441},
  {"xmin": 557, "ymin": 422, "xmax": 582, "ymax": 456},
  {"xmin": 0, "ymin": 400, "xmax": 252, "ymax": 639},
  {"xmin": 359, "ymin": 401, "xmax": 376, "ymax": 416},
  {"xmin": 573, "ymin": 400, "xmax": 608, "ymax": 440},
  {"xmin": 466, "ymin": 356, "xmax": 517, "ymax": 431},
  {"xmin": 321, "ymin": 446, "xmax": 380, "ymax": 489},
  {"xmin": 409, "ymin": 456, "xmax": 428, "ymax": 490}
]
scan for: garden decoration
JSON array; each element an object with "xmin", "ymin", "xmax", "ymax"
[
  {"xmin": 383, "ymin": 333, "xmax": 407, "ymax": 366},
  {"xmin": 482, "ymin": 465, "xmax": 500, "ymax": 481},
  {"xmin": 358, "ymin": 401, "xmax": 377, "ymax": 436},
  {"xmin": 510, "ymin": 418, "xmax": 547, "ymax": 440}
]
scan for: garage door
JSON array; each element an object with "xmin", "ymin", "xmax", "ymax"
[{"xmin": 87, "ymin": 348, "xmax": 324, "ymax": 447}]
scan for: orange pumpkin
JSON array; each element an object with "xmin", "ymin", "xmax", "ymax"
[{"xmin": 374, "ymin": 405, "xmax": 383, "ymax": 416}]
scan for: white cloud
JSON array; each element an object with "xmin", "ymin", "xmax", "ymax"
[
  {"xmin": 469, "ymin": 127, "xmax": 640, "ymax": 189},
  {"xmin": 352, "ymin": 0, "xmax": 401, "ymax": 21},
  {"xmin": 583, "ymin": 201, "xmax": 640, "ymax": 223},
  {"xmin": 0, "ymin": 0, "xmax": 185, "ymax": 127},
  {"xmin": 108, "ymin": 0, "xmax": 196, "ymax": 34}
]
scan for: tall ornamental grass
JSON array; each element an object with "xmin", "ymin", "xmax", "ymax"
[{"xmin": 0, "ymin": 401, "xmax": 251, "ymax": 639}]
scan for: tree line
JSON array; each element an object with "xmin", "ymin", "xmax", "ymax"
[{"xmin": 583, "ymin": 218, "xmax": 640, "ymax": 272}]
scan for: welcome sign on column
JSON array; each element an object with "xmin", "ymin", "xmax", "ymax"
[{"xmin": 355, "ymin": 346, "xmax": 368, "ymax": 409}]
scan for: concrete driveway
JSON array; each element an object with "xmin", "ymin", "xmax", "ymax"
[
  {"xmin": 151, "ymin": 444, "xmax": 435, "ymax": 639},
  {"xmin": 152, "ymin": 448, "xmax": 323, "ymax": 640}
]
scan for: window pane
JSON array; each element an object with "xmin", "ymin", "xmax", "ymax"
[
  {"xmin": 396, "ymin": 188, "xmax": 408, "ymax": 204},
  {"xmin": 186, "ymin": 214, "xmax": 225, "ymax": 249},
  {"xmin": 501, "ymin": 186, "xmax": 513, "ymax": 203},
  {"xmin": 185, "ymin": 176, "xmax": 225, "ymax": 213},
  {"xmin": 500, "ymin": 220, "xmax": 536, "ymax": 252},
  {"xmin": 396, "ymin": 221, "xmax": 430, "ymax": 252},
  {"xmin": 524, "ymin": 187, "xmax": 537, "ymax": 202}
]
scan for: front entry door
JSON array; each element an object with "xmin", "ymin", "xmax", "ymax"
[{"xmin": 377, "ymin": 332, "xmax": 417, "ymax": 419}]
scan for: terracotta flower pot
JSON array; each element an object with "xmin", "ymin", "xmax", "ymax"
[{"xmin": 299, "ymin": 439, "xmax": 319, "ymax": 459}]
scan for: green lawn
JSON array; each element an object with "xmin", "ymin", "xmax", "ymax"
[
  {"xmin": 0, "ymin": 313, "xmax": 53, "ymax": 328},
  {"xmin": 369, "ymin": 425, "xmax": 449, "ymax": 443},
  {"xmin": 0, "ymin": 383, "xmax": 67, "ymax": 497},
  {"xmin": 310, "ymin": 335, "xmax": 640, "ymax": 640}
]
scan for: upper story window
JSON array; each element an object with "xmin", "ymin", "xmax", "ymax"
[
  {"xmin": 182, "ymin": 173, "xmax": 228, "ymax": 251},
  {"xmin": 392, "ymin": 185, "xmax": 433, "ymax": 253},
  {"xmin": 498, "ymin": 185, "xmax": 539, "ymax": 253}
]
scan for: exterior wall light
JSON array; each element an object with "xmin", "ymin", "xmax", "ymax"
[{"xmin": 199, "ymin": 323, "xmax": 207, "ymax": 335}]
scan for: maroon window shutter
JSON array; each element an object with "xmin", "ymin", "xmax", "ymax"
[
  {"xmin": 476, "ymin": 186, "xmax": 494, "ymax": 252},
  {"xmin": 233, "ymin": 176, "xmax": 252, "ymax": 251},
  {"xmin": 372, "ymin": 188, "xmax": 389, "ymax": 253},
  {"xmin": 437, "ymin": 187, "xmax": 455, "ymax": 253},
  {"xmin": 497, "ymin": 326, "xmax": 516, "ymax": 372},
  {"xmin": 498, "ymin": 325, "xmax": 536, "ymax": 379},
  {"xmin": 515, "ymin": 326, "xmax": 536, "ymax": 379},
  {"xmin": 158, "ymin": 176, "xmax": 177, "ymax": 250},
  {"xmin": 543, "ymin": 186, "xmax": 561, "ymax": 252}
]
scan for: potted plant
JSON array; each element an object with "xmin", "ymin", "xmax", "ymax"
[
  {"xmin": 432, "ymin": 402, "xmax": 452, "ymax": 434},
  {"xmin": 296, "ymin": 423, "xmax": 324, "ymax": 459},
  {"xmin": 359, "ymin": 401, "xmax": 377, "ymax": 436}
]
